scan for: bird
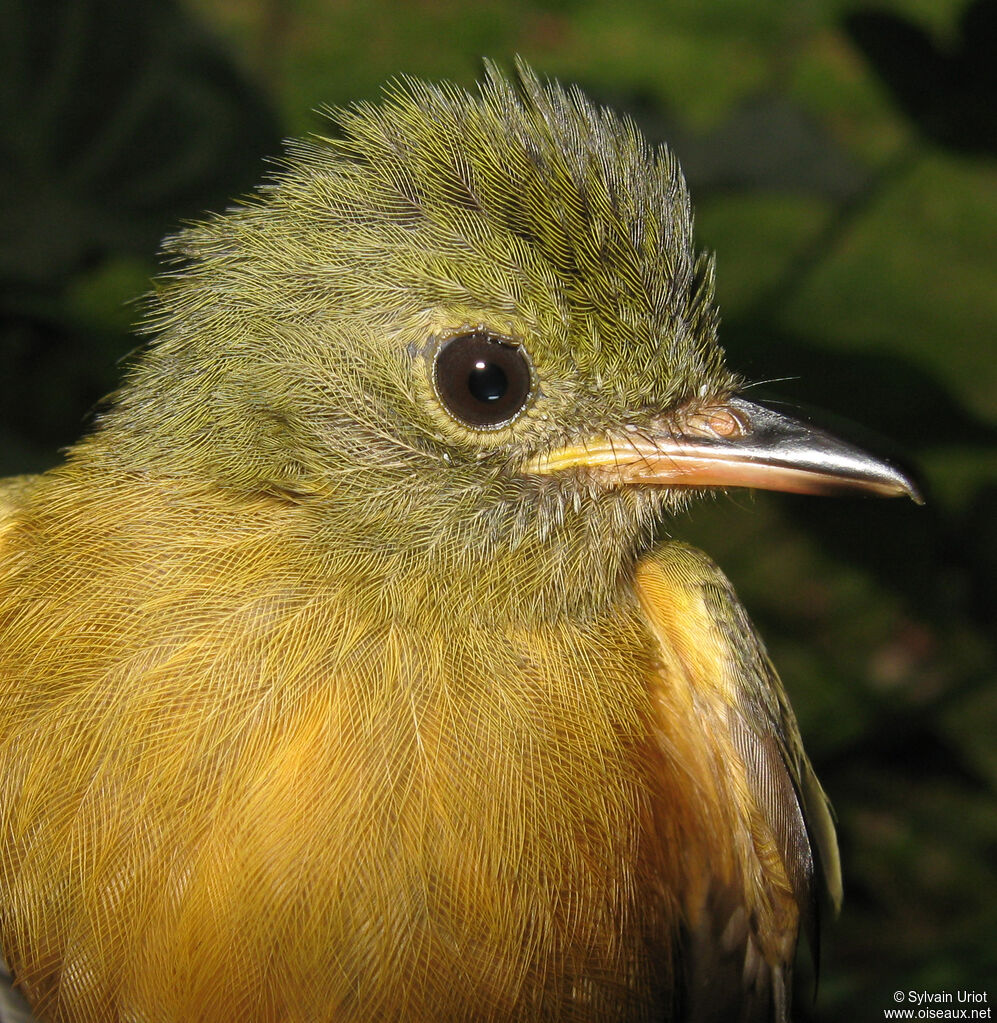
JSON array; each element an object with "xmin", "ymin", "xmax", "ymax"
[{"xmin": 0, "ymin": 61, "xmax": 919, "ymax": 1023}]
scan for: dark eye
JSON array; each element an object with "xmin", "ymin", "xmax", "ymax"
[{"xmin": 433, "ymin": 332, "xmax": 533, "ymax": 430}]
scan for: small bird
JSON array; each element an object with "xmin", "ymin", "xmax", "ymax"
[{"xmin": 0, "ymin": 62, "xmax": 918, "ymax": 1022}]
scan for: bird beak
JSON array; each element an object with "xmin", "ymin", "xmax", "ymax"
[{"xmin": 524, "ymin": 397, "xmax": 923, "ymax": 502}]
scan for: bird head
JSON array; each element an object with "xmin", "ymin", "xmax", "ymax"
[{"xmin": 92, "ymin": 61, "xmax": 917, "ymax": 617}]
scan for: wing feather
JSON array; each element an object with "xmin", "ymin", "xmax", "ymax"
[{"xmin": 634, "ymin": 542, "xmax": 840, "ymax": 1022}]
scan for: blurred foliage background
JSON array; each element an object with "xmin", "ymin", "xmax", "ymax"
[{"xmin": 1, "ymin": 0, "xmax": 994, "ymax": 1017}]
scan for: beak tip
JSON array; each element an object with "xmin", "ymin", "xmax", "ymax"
[
  {"xmin": 906, "ymin": 481, "xmax": 926, "ymax": 507},
  {"xmin": 882, "ymin": 461, "xmax": 924, "ymax": 506}
]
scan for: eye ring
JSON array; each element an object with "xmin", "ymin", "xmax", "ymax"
[{"xmin": 432, "ymin": 331, "xmax": 534, "ymax": 430}]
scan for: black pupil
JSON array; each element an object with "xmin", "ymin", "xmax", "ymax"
[
  {"xmin": 433, "ymin": 332, "xmax": 532, "ymax": 429},
  {"xmin": 468, "ymin": 360, "xmax": 508, "ymax": 403}
]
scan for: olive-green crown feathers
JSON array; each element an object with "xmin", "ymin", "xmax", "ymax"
[
  {"xmin": 137, "ymin": 58, "xmax": 726, "ymax": 407},
  {"xmin": 291, "ymin": 58, "xmax": 722, "ymax": 382},
  {"xmin": 99, "ymin": 62, "xmax": 731, "ymax": 514}
]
